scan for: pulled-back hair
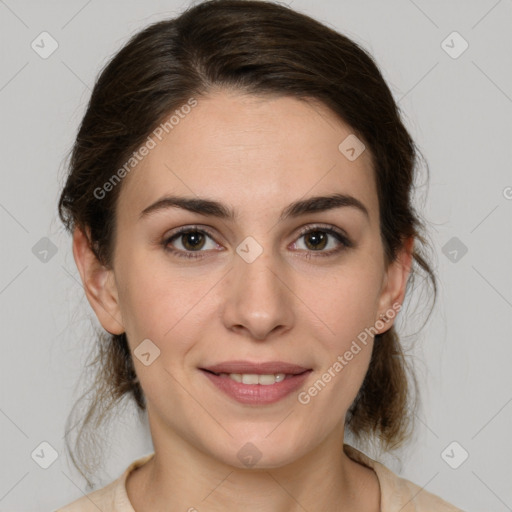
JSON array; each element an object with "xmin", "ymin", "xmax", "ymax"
[{"xmin": 58, "ymin": 0, "xmax": 436, "ymax": 488}]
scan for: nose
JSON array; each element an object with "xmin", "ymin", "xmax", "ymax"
[{"xmin": 220, "ymin": 244, "xmax": 295, "ymax": 341}]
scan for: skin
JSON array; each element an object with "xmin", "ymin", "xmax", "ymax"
[{"xmin": 73, "ymin": 89, "xmax": 413, "ymax": 511}]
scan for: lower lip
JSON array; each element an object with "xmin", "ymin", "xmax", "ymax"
[{"xmin": 200, "ymin": 370, "xmax": 312, "ymax": 405}]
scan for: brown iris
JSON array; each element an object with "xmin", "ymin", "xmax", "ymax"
[
  {"xmin": 304, "ymin": 230, "xmax": 328, "ymax": 250},
  {"xmin": 181, "ymin": 231, "xmax": 206, "ymax": 251}
]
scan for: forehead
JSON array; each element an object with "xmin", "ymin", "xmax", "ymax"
[{"xmin": 117, "ymin": 90, "xmax": 378, "ymax": 224}]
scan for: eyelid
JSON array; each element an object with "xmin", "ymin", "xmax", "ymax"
[{"xmin": 163, "ymin": 224, "xmax": 217, "ymax": 241}]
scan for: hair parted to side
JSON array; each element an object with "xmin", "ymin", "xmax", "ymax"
[{"xmin": 58, "ymin": 0, "xmax": 437, "ymax": 489}]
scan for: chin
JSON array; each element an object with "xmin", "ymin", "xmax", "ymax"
[{"xmin": 207, "ymin": 430, "xmax": 312, "ymax": 470}]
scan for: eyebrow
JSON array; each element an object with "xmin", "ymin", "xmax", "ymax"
[{"xmin": 139, "ymin": 193, "xmax": 370, "ymax": 222}]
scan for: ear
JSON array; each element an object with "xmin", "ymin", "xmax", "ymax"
[
  {"xmin": 72, "ymin": 226, "xmax": 125, "ymax": 335},
  {"xmin": 375, "ymin": 236, "xmax": 414, "ymax": 334}
]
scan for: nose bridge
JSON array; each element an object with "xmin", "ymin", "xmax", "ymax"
[{"xmin": 221, "ymin": 237, "xmax": 294, "ymax": 339}]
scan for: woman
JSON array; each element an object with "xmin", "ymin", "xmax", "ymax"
[{"xmin": 55, "ymin": 0, "xmax": 465, "ymax": 510}]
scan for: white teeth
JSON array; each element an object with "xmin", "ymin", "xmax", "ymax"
[
  {"xmin": 242, "ymin": 374, "xmax": 259, "ymax": 385},
  {"xmin": 218, "ymin": 373, "xmax": 287, "ymax": 384},
  {"xmin": 257, "ymin": 374, "xmax": 278, "ymax": 385}
]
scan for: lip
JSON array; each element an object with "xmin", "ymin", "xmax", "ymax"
[
  {"xmin": 200, "ymin": 360, "xmax": 311, "ymax": 375},
  {"xmin": 199, "ymin": 361, "xmax": 313, "ymax": 405}
]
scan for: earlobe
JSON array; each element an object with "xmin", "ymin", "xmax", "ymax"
[
  {"xmin": 376, "ymin": 236, "xmax": 414, "ymax": 333},
  {"xmin": 72, "ymin": 226, "xmax": 125, "ymax": 335}
]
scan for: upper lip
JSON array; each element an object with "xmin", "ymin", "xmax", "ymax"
[{"xmin": 201, "ymin": 360, "xmax": 311, "ymax": 375}]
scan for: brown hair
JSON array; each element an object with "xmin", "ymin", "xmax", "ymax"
[{"xmin": 58, "ymin": 0, "xmax": 436, "ymax": 488}]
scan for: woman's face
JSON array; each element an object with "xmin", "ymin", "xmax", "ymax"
[{"xmin": 75, "ymin": 89, "xmax": 411, "ymax": 469}]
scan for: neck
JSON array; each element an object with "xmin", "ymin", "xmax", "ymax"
[{"xmin": 126, "ymin": 411, "xmax": 380, "ymax": 511}]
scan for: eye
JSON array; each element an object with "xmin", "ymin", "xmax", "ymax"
[
  {"xmin": 161, "ymin": 224, "xmax": 353, "ymax": 260},
  {"xmin": 162, "ymin": 226, "xmax": 220, "ymax": 259},
  {"xmin": 292, "ymin": 224, "xmax": 353, "ymax": 258}
]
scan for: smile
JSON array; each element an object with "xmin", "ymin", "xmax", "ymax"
[{"xmin": 200, "ymin": 366, "xmax": 312, "ymax": 405}]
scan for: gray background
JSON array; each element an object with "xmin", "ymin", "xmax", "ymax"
[{"xmin": 1, "ymin": 0, "xmax": 511, "ymax": 510}]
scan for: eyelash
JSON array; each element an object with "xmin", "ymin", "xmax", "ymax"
[{"xmin": 161, "ymin": 224, "xmax": 353, "ymax": 260}]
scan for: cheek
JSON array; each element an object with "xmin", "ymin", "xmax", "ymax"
[
  {"xmin": 301, "ymin": 263, "xmax": 382, "ymax": 408},
  {"xmin": 303, "ymin": 296, "xmax": 377, "ymax": 420},
  {"xmin": 117, "ymin": 253, "xmax": 214, "ymax": 362},
  {"xmin": 308, "ymin": 264, "xmax": 383, "ymax": 348}
]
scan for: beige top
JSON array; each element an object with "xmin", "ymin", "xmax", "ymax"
[{"xmin": 55, "ymin": 444, "xmax": 465, "ymax": 511}]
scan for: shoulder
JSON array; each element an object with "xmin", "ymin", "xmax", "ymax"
[
  {"xmin": 54, "ymin": 478, "xmax": 119, "ymax": 512},
  {"xmin": 343, "ymin": 444, "xmax": 466, "ymax": 512},
  {"xmin": 54, "ymin": 453, "xmax": 155, "ymax": 512}
]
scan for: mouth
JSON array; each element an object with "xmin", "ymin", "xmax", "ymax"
[{"xmin": 199, "ymin": 361, "xmax": 313, "ymax": 405}]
